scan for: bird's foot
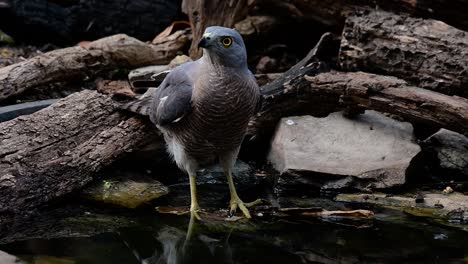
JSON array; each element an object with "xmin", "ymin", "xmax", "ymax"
[
  {"xmin": 190, "ymin": 205, "xmax": 202, "ymax": 220},
  {"xmin": 229, "ymin": 198, "xmax": 263, "ymax": 219}
]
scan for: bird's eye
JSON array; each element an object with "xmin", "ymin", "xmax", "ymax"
[{"xmin": 221, "ymin": 37, "xmax": 232, "ymax": 47}]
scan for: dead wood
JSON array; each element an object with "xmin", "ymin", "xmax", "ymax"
[
  {"xmin": 251, "ymin": 69, "xmax": 468, "ymax": 141},
  {"xmin": 0, "ymin": 30, "xmax": 191, "ymax": 101},
  {"xmin": 0, "ymin": 90, "xmax": 162, "ymax": 229},
  {"xmin": 339, "ymin": 10, "xmax": 468, "ymax": 98},
  {"xmin": 252, "ymin": 0, "xmax": 468, "ymax": 32},
  {"xmin": 182, "ymin": 0, "xmax": 249, "ymax": 59}
]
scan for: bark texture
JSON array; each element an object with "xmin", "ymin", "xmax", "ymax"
[
  {"xmin": 0, "ymin": 31, "xmax": 191, "ymax": 101},
  {"xmin": 253, "ymin": 0, "xmax": 468, "ymax": 32},
  {"xmin": 339, "ymin": 10, "xmax": 468, "ymax": 98},
  {"xmin": 0, "ymin": 90, "xmax": 162, "ymax": 228},
  {"xmin": 182, "ymin": 0, "xmax": 249, "ymax": 58}
]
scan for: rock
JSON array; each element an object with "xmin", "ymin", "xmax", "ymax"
[
  {"xmin": 156, "ymin": 160, "xmax": 265, "ymax": 207},
  {"xmin": 82, "ymin": 176, "xmax": 169, "ymax": 209},
  {"xmin": 128, "ymin": 65, "xmax": 169, "ymax": 90},
  {"xmin": 256, "ymin": 56, "xmax": 278, "ymax": 73},
  {"xmin": 336, "ymin": 192, "xmax": 468, "ymax": 224},
  {"xmin": 422, "ymin": 129, "xmax": 468, "ymax": 178},
  {"xmin": 128, "ymin": 55, "xmax": 192, "ymax": 90},
  {"xmin": 0, "ymin": 99, "xmax": 59, "ymax": 123},
  {"xmin": 0, "ymin": 30, "xmax": 13, "ymax": 44},
  {"xmin": 0, "ymin": 250, "xmax": 23, "ymax": 264},
  {"xmin": 168, "ymin": 55, "xmax": 192, "ymax": 69},
  {"xmin": 268, "ymin": 111, "xmax": 421, "ymax": 193}
]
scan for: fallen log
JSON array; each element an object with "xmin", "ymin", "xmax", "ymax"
[
  {"xmin": 252, "ymin": 0, "xmax": 468, "ymax": 32},
  {"xmin": 0, "ymin": 30, "xmax": 191, "ymax": 101},
  {"xmin": 251, "ymin": 71, "xmax": 468, "ymax": 141},
  {"xmin": 0, "ymin": 90, "xmax": 161, "ymax": 229},
  {"xmin": 339, "ymin": 10, "xmax": 468, "ymax": 98}
]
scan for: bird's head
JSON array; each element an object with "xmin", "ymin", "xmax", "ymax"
[{"xmin": 198, "ymin": 26, "xmax": 247, "ymax": 69}]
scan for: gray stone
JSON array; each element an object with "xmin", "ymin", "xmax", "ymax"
[
  {"xmin": 128, "ymin": 55, "xmax": 192, "ymax": 90},
  {"xmin": 128, "ymin": 65, "xmax": 169, "ymax": 89},
  {"xmin": 0, "ymin": 99, "xmax": 59, "ymax": 123},
  {"xmin": 268, "ymin": 111, "xmax": 421, "ymax": 192},
  {"xmin": 0, "ymin": 250, "xmax": 23, "ymax": 264},
  {"xmin": 423, "ymin": 129, "xmax": 468, "ymax": 177},
  {"xmin": 82, "ymin": 177, "xmax": 169, "ymax": 208}
]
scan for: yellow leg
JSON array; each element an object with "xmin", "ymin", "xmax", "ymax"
[
  {"xmin": 189, "ymin": 174, "xmax": 201, "ymax": 220},
  {"xmin": 226, "ymin": 172, "xmax": 262, "ymax": 219}
]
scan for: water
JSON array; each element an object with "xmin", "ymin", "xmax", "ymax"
[{"xmin": 1, "ymin": 205, "xmax": 467, "ymax": 264}]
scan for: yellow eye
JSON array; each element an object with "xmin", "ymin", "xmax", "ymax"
[{"xmin": 221, "ymin": 37, "xmax": 232, "ymax": 47}]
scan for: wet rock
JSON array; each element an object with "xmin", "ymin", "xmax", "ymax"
[
  {"xmin": 82, "ymin": 177, "xmax": 169, "ymax": 209},
  {"xmin": 0, "ymin": 30, "xmax": 13, "ymax": 44},
  {"xmin": 0, "ymin": 250, "xmax": 24, "ymax": 264},
  {"xmin": 0, "ymin": 203, "xmax": 145, "ymax": 244},
  {"xmin": 156, "ymin": 160, "xmax": 265, "ymax": 207},
  {"xmin": 336, "ymin": 192, "xmax": 468, "ymax": 223},
  {"xmin": 0, "ymin": 99, "xmax": 58, "ymax": 123},
  {"xmin": 422, "ymin": 129, "xmax": 468, "ymax": 178},
  {"xmin": 268, "ymin": 111, "xmax": 421, "ymax": 193}
]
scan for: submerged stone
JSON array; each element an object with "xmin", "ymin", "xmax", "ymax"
[
  {"xmin": 336, "ymin": 192, "xmax": 468, "ymax": 223},
  {"xmin": 82, "ymin": 177, "xmax": 169, "ymax": 208}
]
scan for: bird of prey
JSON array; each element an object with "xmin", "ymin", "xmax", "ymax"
[{"xmin": 125, "ymin": 26, "xmax": 260, "ymax": 220}]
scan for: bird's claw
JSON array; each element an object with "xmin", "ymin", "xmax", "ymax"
[
  {"xmin": 189, "ymin": 204, "xmax": 202, "ymax": 220},
  {"xmin": 229, "ymin": 198, "xmax": 263, "ymax": 219}
]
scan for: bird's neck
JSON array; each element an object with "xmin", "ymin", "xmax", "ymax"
[{"xmin": 202, "ymin": 52, "xmax": 248, "ymax": 71}]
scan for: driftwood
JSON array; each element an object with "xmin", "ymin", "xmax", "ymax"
[
  {"xmin": 339, "ymin": 10, "xmax": 468, "ymax": 98},
  {"xmin": 182, "ymin": 0, "xmax": 249, "ymax": 58},
  {"xmin": 0, "ymin": 30, "xmax": 191, "ymax": 101}
]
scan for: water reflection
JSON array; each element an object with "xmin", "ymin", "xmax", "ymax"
[{"xmin": 0, "ymin": 208, "xmax": 467, "ymax": 264}]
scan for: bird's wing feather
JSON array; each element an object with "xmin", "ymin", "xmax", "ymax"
[{"xmin": 150, "ymin": 62, "xmax": 196, "ymax": 126}]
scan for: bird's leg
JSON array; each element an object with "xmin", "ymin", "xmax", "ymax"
[
  {"xmin": 189, "ymin": 174, "xmax": 201, "ymax": 220},
  {"xmin": 226, "ymin": 171, "xmax": 262, "ymax": 218}
]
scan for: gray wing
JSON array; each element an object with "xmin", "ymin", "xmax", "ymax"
[{"xmin": 150, "ymin": 62, "xmax": 196, "ymax": 126}]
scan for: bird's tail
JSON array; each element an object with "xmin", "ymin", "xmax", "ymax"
[{"xmin": 119, "ymin": 88, "xmax": 156, "ymax": 116}]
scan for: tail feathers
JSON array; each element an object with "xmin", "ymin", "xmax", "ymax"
[{"xmin": 119, "ymin": 88, "xmax": 156, "ymax": 116}]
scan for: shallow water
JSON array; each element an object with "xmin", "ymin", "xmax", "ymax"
[{"xmin": 0, "ymin": 205, "xmax": 467, "ymax": 264}]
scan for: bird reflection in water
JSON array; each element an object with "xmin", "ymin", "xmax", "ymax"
[{"xmin": 120, "ymin": 215, "xmax": 235, "ymax": 264}]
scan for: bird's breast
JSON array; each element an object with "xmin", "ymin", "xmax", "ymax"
[{"xmin": 180, "ymin": 75, "xmax": 259, "ymax": 156}]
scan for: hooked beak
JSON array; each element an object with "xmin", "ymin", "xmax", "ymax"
[
  {"xmin": 198, "ymin": 37, "xmax": 208, "ymax": 48},
  {"xmin": 198, "ymin": 32, "xmax": 212, "ymax": 48}
]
